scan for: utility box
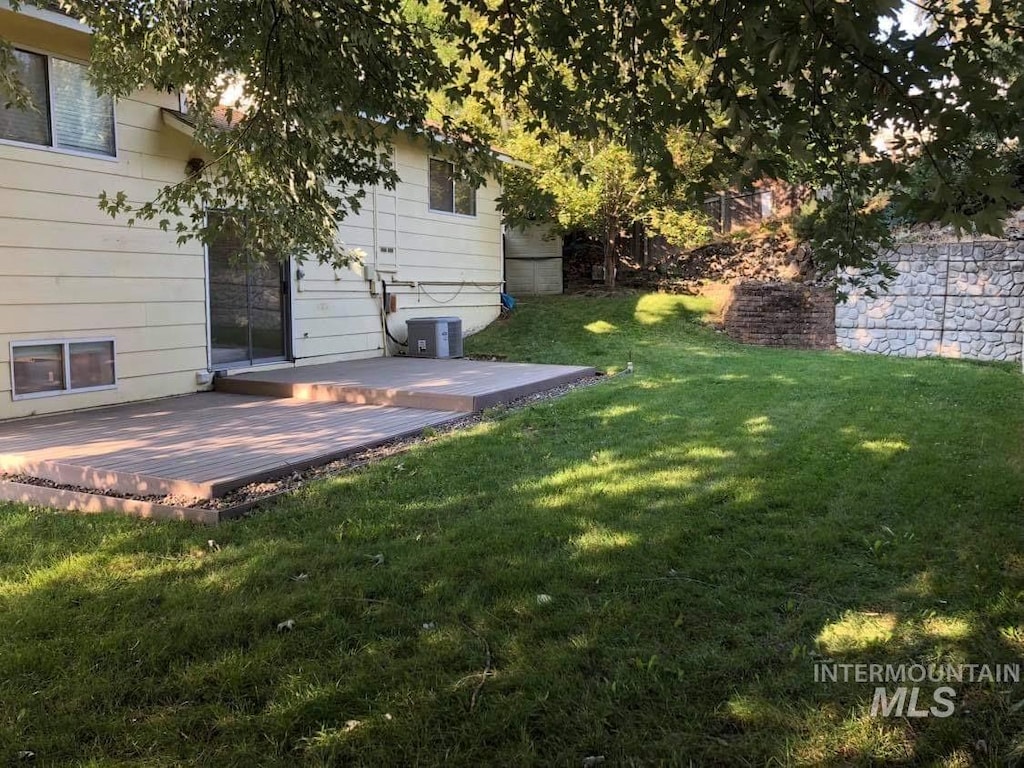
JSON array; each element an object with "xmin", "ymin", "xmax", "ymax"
[{"xmin": 406, "ymin": 316, "xmax": 463, "ymax": 358}]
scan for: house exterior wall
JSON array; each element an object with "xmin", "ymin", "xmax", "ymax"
[
  {"xmin": 292, "ymin": 135, "xmax": 503, "ymax": 360},
  {"xmin": 504, "ymin": 224, "xmax": 563, "ymax": 295},
  {"xmin": 0, "ymin": 9, "xmax": 208, "ymax": 420},
  {"xmin": 0, "ymin": 9, "xmax": 504, "ymax": 419}
]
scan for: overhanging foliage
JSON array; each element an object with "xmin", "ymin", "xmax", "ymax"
[{"xmin": 2, "ymin": 0, "xmax": 1023, "ymax": 278}]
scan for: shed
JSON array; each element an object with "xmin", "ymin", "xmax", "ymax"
[{"xmin": 504, "ymin": 224, "xmax": 563, "ymax": 295}]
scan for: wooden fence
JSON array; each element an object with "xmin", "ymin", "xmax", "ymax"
[{"xmin": 703, "ymin": 190, "xmax": 773, "ymax": 233}]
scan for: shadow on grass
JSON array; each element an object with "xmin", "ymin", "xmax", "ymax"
[{"xmin": 2, "ymin": 312, "xmax": 1023, "ymax": 765}]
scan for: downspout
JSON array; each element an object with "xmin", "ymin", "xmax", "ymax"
[
  {"xmin": 500, "ymin": 224, "xmax": 507, "ymax": 294},
  {"xmin": 377, "ymin": 285, "xmax": 390, "ymax": 357},
  {"xmin": 372, "ymin": 181, "xmax": 387, "ymax": 356}
]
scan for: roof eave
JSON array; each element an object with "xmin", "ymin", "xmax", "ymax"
[{"xmin": 1, "ymin": 1, "xmax": 91, "ymax": 33}]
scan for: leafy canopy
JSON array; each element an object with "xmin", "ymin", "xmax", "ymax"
[
  {"xmin": 2, "ymin": 0, "xmax": 1023, "ymax": 275},
  {"xmin": 452, "ymin": 0, "xmax": 1024, "ymax": 279},
  {"xmin": 500, "ymin": 130, "xmax": 714, "ymax": 250},
  {"xmin": 1, "ymin": 0, "xmax": 488, "ymax": 265}
]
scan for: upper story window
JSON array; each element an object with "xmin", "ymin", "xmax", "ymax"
[
  {"xmin": 428, "ymin": 157, "xmax": 476, "ymax": 216},
  {"xmin": 0, "ymin": 48, "xmax": 116, "ymax": 157}
]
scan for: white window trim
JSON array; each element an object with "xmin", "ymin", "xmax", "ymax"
[
  {"xmin": 0, "ymin": 44, "xmax": 119, "ymax": 162},
  {"xmin": 427, "ymin": 156, "xmax": 477, "ymax": 218},
  {"xmin": 10, "ymin": 338, "xmax": 118, "ymax": 401}
]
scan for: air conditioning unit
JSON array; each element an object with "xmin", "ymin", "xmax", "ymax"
[{"xmin": 406, "ymin": 316, "xmax": 463, "ymax": 358}]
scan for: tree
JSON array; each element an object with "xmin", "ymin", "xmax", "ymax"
[
  {"xmin": 888, "ymin": 13, "xmax": 1024, "ymax": 230},
  {"xmin": 500, "ymin": 131, "xmax": 714, "ymax": 288},
  {"xmin": 3, "ymin": 1, "xmax": 1024, "ymax": 282},
  {"xmin": 453, "ymin": 0, "xmax": 1024, "ymax": 286},
  {"xmin": 1, "ymin": 0, "xmax": 489, "ymax": 266}
]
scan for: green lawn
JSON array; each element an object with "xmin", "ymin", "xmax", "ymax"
[{"xmin": 2, "ymin": 293, "xmax": 1023, "ymax": 765}]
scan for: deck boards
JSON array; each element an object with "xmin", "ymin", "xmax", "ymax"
[
  {"xmin": 216, "ymin": 357, "xmax": 595, "ymax": 411},
  {"xmin": 0, "ymin": 393, "xmax": 462, "ymax": 498},
  {"xmin": 1, "ymin": 357, "xmax": 594, "ymax": 501}
]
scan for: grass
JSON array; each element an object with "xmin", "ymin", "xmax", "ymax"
[{"xmin": 2, "ymin": 293, "xmax": 1023, "ymax": 765}]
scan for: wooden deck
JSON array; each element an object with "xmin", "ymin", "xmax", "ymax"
[
  {"xmin": 0, "ymin": 357, "xmax": 595, "ymax": 503},
  {"xmin": 215, "ymin": 357, "xmax": 595, "ymax": 412},
  {"xmin": 0, "ymin": 393, "xmax": 462, "ymax": 499}
]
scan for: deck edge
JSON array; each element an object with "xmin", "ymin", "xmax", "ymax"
[
  {"xmin": 471, "ymin": 367, "xmax": 598, "ymax": 410},
  {"xmin": 0, "ymin": 480, "xmax": 222, "ymax": 525},
  {"xmin": 0, "ymin": 458, "xmax": 215, "ymax": 499}
]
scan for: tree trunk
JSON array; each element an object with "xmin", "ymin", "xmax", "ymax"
[
  {"xmin": 633, "ymin": 220, "xmax": 647, "ymax": 268},
  {"xmin": 603, "ymin": 220, "xmax": 618, "ymax": 289}
]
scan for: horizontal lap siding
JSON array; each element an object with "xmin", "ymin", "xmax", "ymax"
[
  {"xmin": 291, "ymin": 262, "xmax": 381, "ymax": 360},
  {"xmin": 291, "ymin": 136, "xmax": 502, "ymax": 362},
  {"xmin": 0, "ymin": 12, "xmax": 206, "ymax": 419},
  {"xmin": 505, "ymin": 224, "xmax": 563, "ymax": 260},
  {"xmin": 388, "ymin": 138, "xmax": 502, "ymax": 337}
]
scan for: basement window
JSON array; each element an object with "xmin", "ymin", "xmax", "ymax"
[
  {"xmin": 0, "ymin": 48, "xmax": 116, "ymax": 158},
  {"xmin": 11, "ymin": 340, "xmax": 117, "ymax": 399},
  {"xmin": 428, "ymin": 158, "xmax": 476, "ymax": 216}
]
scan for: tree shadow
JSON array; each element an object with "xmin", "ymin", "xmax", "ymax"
[{"xmin": 1, "ymin": 338, "xmax": 1022, "ymax": 765}]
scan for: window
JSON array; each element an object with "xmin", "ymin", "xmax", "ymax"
[
  {"xmin": 69, "ymin": 340, "xmax": 116, "ymax": 389},
  {"xmin": 1, "ymin": 51, "xmax": 49, "ymax": 146},
  {"xmin": 11, "ymin": 344, "xmax": 63, "ymax": 395},
  {"xmin": 428, "ymin": 158, "xmax": 476, "ymax": 216},
  {"xmin": 0, "ymin": 48, "xmax": 115, "ymax": 157},
  {"xmin": 11, "ymin": 340, "xmax": 116, "ymax": 398}
]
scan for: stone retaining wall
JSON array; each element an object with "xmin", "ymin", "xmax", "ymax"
[
  {"xmin": 721, "ymin": 281, "xmax": 836, "ymax": 349},
  {"xmin": 835, "ymin": 241, "xmax": 1024, "ymax": 363}
]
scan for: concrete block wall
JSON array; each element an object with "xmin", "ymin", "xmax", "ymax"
[{"xmin": 836, "ymin": 241, "xmax": 1024, "ymax": 363}]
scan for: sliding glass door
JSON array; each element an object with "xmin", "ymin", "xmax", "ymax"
[{"xmin": 207, "ymin": 216, "xmax": 289, "ymax": 367}]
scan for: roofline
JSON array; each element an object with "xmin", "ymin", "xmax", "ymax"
[
  {"xmin": 165, "ymin": 107, "xmax": 525, "ymax": 167},
  {"xmin": 161, "ymin": 108, "xmax": 196, "ymax": 137},
  {"xmin": 0, "ymin": 1, "xmax": 91, "ymax": 32},
  {"xmin": 362, "ymin": 113, "xmax": 523, "ymax": 166},
  {"xmin": 412, "ymin": 125, "xmax": 524, "ymax": 166}
]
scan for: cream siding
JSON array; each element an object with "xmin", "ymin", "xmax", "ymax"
[
  {"xmin": 290, "ymin": 135, "xmax": 503, "ymax": 361},
  {"xmin": 0, "ymin": 9, "xmax": 207, "ymax": 419},
  {"xmin": 1, "ymin": 10, "xmax": 505, "ymax": 419}
]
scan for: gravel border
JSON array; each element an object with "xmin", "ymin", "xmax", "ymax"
[{"xmin": 1, "ymin": 372, "xmax": 611, "ymax": 516}]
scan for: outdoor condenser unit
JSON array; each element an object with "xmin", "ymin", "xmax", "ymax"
[{"xmin": 406, "ymin": 316, "xmax": 463, "ymax": 358}]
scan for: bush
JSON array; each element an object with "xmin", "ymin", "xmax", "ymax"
[{"xmin": 645, "ymin": 206, "xmax": 715, "ymax": 249}]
